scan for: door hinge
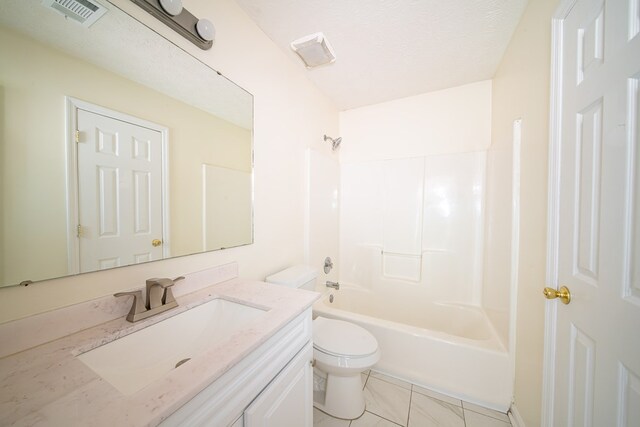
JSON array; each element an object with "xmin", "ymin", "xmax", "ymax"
[
  {"xmin": 77, "ymin": 224, "xmax": 83, "ymax": 238},
  {"xmin": 75, "ymin": 130, "xmax": 81, "ymax": 143}
]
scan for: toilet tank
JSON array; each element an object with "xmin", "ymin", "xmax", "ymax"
[{"xmin": 265, "ymin": 265, "xmax": 318, "ymax": 291}]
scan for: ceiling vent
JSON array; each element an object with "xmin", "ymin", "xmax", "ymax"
[
  {"xmin": 42, "ymin": 0, "xmax": 108, "ymax": 27},
  {"xmin": 290, "ymin": 32, "xmax": 336, "ymax": 69}
]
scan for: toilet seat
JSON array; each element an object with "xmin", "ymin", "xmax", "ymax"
[
  {"xmin": 264, "ymin": 266, "xmax": 379, "ymax": 420},
  {"xmin": 313, "ymin": 316, "xmax": 378, "ymax": 358},
  {"xmin": 311, "ymin": 316, "xmax": 380, "ymax": 419}
]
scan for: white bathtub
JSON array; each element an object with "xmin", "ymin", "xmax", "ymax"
[{"xmin": 312, "ymin": 286, "xmax": 511, "ymax": 411}]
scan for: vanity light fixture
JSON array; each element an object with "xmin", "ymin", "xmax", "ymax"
[
  {"xmin": 290, "ymin": 32, "xmax": 336, "ymax": 69},
  {"xmin": 130, "ymin": 0, "xmax": 214, "ymax": 50},
  {"xmin": 158, "ymin": 0, "xmax": 182, "ymax": 16}
]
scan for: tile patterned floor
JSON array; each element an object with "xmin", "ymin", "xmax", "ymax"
[{"xmin": 313, "ymin": 371, "xmax": 512, "ymax": 427}]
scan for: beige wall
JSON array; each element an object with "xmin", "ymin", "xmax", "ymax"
[
  {"xmin": 0, "ymin": 0, "xmax": 339, "ymax": 322},
  {"xmin": 491, "ymin": 0, "xmax": 561, "ymax": 424},
  {"xmin": 340, "ymin": 80, "xmax": 492, "ymax": 162},
  {"xmin": 0, "ymin": 26, "xmax": 251, "ymax": 285}
]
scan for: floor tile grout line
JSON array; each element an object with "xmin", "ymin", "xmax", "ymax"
[
  {"xmin": 351, "ymin": 370, "xmax": 368, "ymax": 425},
  {"xmin": 352, "ymin": 371, "xmax": 366, "ymax": 426},
  {"xmin": 375, "ymin": 375, "xmax": 496, "ymax": 426},
  {"xmin": 364, "ymin": 375, "xmax": 404, "ymax": 425},
  {"xmin": 462, "ymin": 404, "xmax": 511, "ymax": 423},
  {"xmin": 412, "ymin": 389, "xmax": 463, "ymax": 409},
  {"xmin": 407, "ymin": 386, "xmax": 414, "ymax": 427},
  {"xmin": 462, "ymin": 399, "xmax": 467, "ymax": 427},
  {"xmin": 363, "ymin": 410, "xmax": 405, "ymax": 427},
  {"xmin": 462, "ymin": 408, "xmax": 514, "ymax": 426},
  {"xmin": 315, "ymin": 371, "xmax": 512, "ymax": 427},
  {"xmin": 364, "ymin": 374, "xmax": 411, "ymax": 426},
  {"xmin": 369, "ymin": 370, "xmax": 412, "ymax": 390}
]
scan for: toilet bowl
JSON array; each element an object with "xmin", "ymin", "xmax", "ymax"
[
  {"xmin": 264, "ymin": 266, "xmax": 381, "ymax": 420},
  {"xmin": 312, "ymin": 316, "xmax": 380, "ymax": 419}
]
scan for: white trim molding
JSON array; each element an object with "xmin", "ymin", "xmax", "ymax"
[
  {"xmin": 508, "ymin": 118, "xmax": 522, "ymax": 402},
  {"xmin": 541, "ymin": 1, "xmax": 578, "ymax": 426},
  {"xmin": 509, "ymin": 403, "xmax": 527, "ymax": 427}
]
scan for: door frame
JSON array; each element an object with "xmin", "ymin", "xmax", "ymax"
[
  {"xmin": 64, "ymin": 97, "xmax": 170, "ymax": 274},
  {"xmin": 541, "ymin": 0, "xmax": 579, "ymax": 425}
]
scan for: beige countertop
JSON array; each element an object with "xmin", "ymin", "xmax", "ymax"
[{"xmin": 0, "ymin": 279, "xmax": 319, "ymax": 426}]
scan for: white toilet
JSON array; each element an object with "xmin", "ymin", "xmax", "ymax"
[{"xmin": 265, "ymin": 265, "xmax": 380, "ymax": 420}]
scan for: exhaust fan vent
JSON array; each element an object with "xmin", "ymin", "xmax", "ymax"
[
  {"xmin": 290, "ymin": 32, "xmax": 336, "ymax": 69},
  {"xmin": 42, "ymin": 0, "xmax": 107, "ymax": 27}
]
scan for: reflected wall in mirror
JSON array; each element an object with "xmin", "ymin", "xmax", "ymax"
[{"xmin": 0, "ymin": 0, "xmax": 254, "ymax": 288}]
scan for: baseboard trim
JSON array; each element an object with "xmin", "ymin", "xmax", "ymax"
[{"xmin": 508, "ymin": 403, "xmax": 526, "ymax": 427}]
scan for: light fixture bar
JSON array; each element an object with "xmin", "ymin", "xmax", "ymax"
[{"xmin": 130, "ymin": 0, "xmax": 213, "ymax": 50}]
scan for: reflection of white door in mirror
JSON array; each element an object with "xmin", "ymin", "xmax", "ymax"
[
  {"xmin": 0, "ymin": 2, "xmax": 253, "ymax": 288},
  {"xmin": 71, "ymin": 101, "xmax": 169, "ymax": 273}
]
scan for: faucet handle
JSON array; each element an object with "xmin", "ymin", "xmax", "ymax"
[
  {"xmin": 151, "ymin": 276, "xmax": 184, "ymax": 289},
  {"xmin": 114, "ymin": 290, "xmax": 145, "ymax": 322},
  {"xmin": 162, "ymin": 276, "xmax": 184, "ymax": 305},
  {"xmin": 144, "ymin": 276, "xmax": 184, "ymax": 308}
]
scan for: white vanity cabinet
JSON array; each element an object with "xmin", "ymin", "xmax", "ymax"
[
  {"xmin": 161, "ymin": 309, "xmax": 313, "ymax": 427},
  {"xmin": 244, "ymin": 343, "xmax": 313, "ymax": 426}
]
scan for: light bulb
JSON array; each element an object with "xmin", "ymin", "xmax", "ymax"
[
  {"xmin": 196, "ymin": 18, "xmax": 215, "ymax": 42},
  {"xmin": 159, "ymin": 0, "xmax": 183, "ymax": 16}
]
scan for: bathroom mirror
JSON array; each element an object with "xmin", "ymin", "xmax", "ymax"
[{"xmin": 0, "ymin": 0, "xmax": 254, "ymax": 288}]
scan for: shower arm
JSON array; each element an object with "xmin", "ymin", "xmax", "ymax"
[{"xmin": 323, "ymin": 134, "xmax": 342, "ymax": 151}]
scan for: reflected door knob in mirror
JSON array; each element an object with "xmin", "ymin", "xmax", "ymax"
[
  {"xmin": 543, "ymin": 286, "xmax": 571, "ymax": 305},
  {"xmin": 152, "ymin": 239, "xmax": 163, "ymax": 247}
]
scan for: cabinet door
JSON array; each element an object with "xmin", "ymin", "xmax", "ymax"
[{"xmin": 244, "ymin": 343, "xmax": 313, "ymax": 427}]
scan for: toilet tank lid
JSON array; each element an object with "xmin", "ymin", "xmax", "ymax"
[{"xmin": 265, "ymin": 265, "xmax": 318, "ymax": 288}]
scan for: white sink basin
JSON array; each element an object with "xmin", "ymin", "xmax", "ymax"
[{"xmin": 78, "ymin": 298, "xmax": 267, "ymax": 395}]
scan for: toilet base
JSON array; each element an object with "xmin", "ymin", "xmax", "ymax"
[{"xmin": 313, "ymin": 373, "xmax": 365, "ymax": 420}]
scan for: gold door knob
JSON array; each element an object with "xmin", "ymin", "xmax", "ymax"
[
  {"xmin": 543, "ymin": 286, "xmax": 571, "ymax": 305},
  {"xmin": 152, "ymin": 239, "xmax": 162, "ymax": 247}
]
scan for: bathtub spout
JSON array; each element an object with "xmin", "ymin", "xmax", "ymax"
[{"xmin": 326, "ymin": 281, "xmax": 340, "ymax": 290}]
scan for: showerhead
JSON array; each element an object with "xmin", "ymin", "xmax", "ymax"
[{"xmin": 324, "ymin": 134, "xmax": 342, "ymax": 151}]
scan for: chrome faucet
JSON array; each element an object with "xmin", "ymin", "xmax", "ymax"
[
  {"xmin": 115, "ymin": 276, "xmax": 184, "ymax": 322},
  {"xmin": 325, "ymin": 280, "xmax": 340, "ymax": 290}
]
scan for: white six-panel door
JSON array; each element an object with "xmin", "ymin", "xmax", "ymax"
[
  {"xmin": 547, "ymin": 0, "xmax": 640, "ymax": 425},
  {"xmin": 76, "ymin": 108, "xmax": 164, "ymax": 272}
]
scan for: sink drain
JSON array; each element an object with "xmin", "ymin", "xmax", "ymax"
[{"xmin": 175, "ymin": 358, "xmax": 191, "ymax": 368}]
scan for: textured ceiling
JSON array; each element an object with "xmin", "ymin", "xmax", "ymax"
[
  {"xmin": 0, "ymin": 0, "xmax": 252, "ymax": 129},
  {"xmin": 234, "ymin": 0, "xmax": 528, "ymax": 110}
]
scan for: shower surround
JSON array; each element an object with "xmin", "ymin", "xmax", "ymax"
[
  {"xmin": 335, "ymin": 150, "xmax": 511, "ymax": 409},
  {"xmin": 340, "ymin": 152, "xmax": 486, "ymax": 304},
  {"xmin": 331, "ymin": 80, "xmax": 515, "ymax": 409}
]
